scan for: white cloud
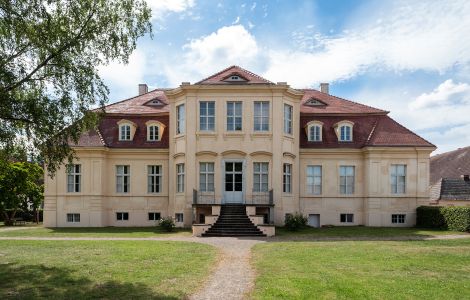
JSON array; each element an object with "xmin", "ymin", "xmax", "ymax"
[
  {"xmin": 425, "ymin": 124, "xmax": 470, "ymax": 154},
  {"xmin": 232, "ymin": 16, "xmax": 240, "ymax": 25},
  {"xmin": 250, "ymin": 2, "xmax": 256, "ymax": 11},
  {"xmin": 409, "ymin": 79, "xmax": 470, "ymax": 110},
  {"xmin": 146, "ymin": 0, "xmax": 195, "ymax": 20}
]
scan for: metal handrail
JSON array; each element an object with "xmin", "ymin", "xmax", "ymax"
[{"xmin": 193, "ymin": 189, "xmax": 216, "ymax": 204}]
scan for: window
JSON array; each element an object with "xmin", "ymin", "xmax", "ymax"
[
  {"xmin": 119, "ymin": 124, "xmax": 131, "ymax": 141},
  {"xmin": 392, "ymin": 214, "xmax": 406, "ymax": 224},
  {"xmin": 175, "ymin": 213, "xmax": 184, "ymax": 222},
  {"xmin": 66, "ymin": 164, "xmax": 81, "ymax": 193},
  {"xmin": 253, "ymin": 162, "xmax": 269, "ymax": 192},
  {"xmin": 148, "ymin": 212, "xmax": 161, "ymax": 221},
  {"xmin": 176, "ymin": 104, "xmax": 185, "ymax": 134},
  {"xmin": 340, "ymin": 213, "xmax": 354, "ymax": 223},
  {"xmin": 200, "ymin": 101, "xmax": 215, "ymax": 131},
  {"xmin": 176, "ymin": 163, "xmax": 185, "ymax": 193},
  {"xmin": 283, "ymin": 163, "xmax": 292, "ymax": 193},
  {"xmin": 148, "ymin": 165, "xmax": 162, "ymax": 193},
  {"xmin": 391, "ymin": 164, "xmax": 407, "ymax": 194},
  {"xmin": 148, "ymin": 125, "xmax": 160, "ymax": 141},
  {"xmin": 340, "ymin": 166, "xmax": 355, "ymax": 194},
  {"xmin": 284, "ymin": 104, "xmax": 293, "ymax": 135},
  {"xmin": 66, "ymin": 213, "xmax": 80, "ymax": 223},
  {"xmin": 116, "ymin": 212, "xmax": 129, "ymax": 221},
  {"xmin": 200, "ymin": 162, "xmax": 215, "ymax": 192},
  {"xmin": 309, "ymin": 125, "xmax": 322, "ymax": 141},
  {"xmin": 340, "ymin": 125, "xmax": 352, "ymax": 141},
  {"xmin": 227, "ymin": 101, "xmax": 242, "ymax": 131},
  {"xmin": 254, "ymin": 101, "xmax": 269, "ymax": 131},
  {"xmin": 307, "ymin": 166, "xmax": 322, "ymax": 195},
  {"xmin": 116, "ymin": 165, "xmax": 130, "ymax": 193}
]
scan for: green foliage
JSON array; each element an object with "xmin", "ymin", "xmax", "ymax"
[
  {"xmin": 284, "ymin": 212, "xmax": 308, "ymax": 231},
  {"xmin": 158, "ymin": 217, "xmax": 176, "ymax": 232},
  {"xmin": 417, "ymin": 206, "xmax": 470, "ymax": 232},
  {"xmin": 0, "ymin": 161, "xmax": 43, "ymax": 225},
  {"xmin": 0, "ymin": 0, "xmax": 152, "ymax": 175}
]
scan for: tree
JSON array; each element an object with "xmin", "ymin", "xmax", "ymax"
[
  {"xmin": 0, "ymin": 161, "xmax": 43, "ymax": 225},
  {"xmin": 0, "ymin": 0, "xmax": 152, "ymax": 175}
]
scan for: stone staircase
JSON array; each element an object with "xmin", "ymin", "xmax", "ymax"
[{"xmin": 202, "ymin": 204, "xmax": 266, "ymax": 237}]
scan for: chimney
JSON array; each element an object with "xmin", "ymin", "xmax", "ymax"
[
  {"xmin": 138, "ymin": 84, "xmax": 148, "ymax": 95},
  {"xmin": 320, "ymin": 83, "xmax": 329, "ymax": 94},
  {"xmin": 461, "ymin": 175, "xmax": 470, "ymax": 182}
]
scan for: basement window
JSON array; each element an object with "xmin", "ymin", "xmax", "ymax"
[
  {"xmin": 340, "ymin": 213, "xmax": 354, "ymax": 223},
  {"xmin": 392, "ymin": 214, "xmax": 406, "ymax": 224},
  {"xmin": 175, "ymin": 213, "xmax": 184, "ymax": 223}
]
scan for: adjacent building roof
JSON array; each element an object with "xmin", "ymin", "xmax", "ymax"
[
  {"xmin": 430, "ymin": 146, "xmax": 470, "ymax": 185},
  {"xmin": 102, "ymin": 89, "xmax": 170, "ymax": 115},
  {"xmin": 430, "ymin": 178, "xmax": 470, "ymax": 201}
]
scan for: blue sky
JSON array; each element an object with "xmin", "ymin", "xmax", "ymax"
[{"xmin": 99, "ymin": 0, "xmax": 470, "ymax": 154}]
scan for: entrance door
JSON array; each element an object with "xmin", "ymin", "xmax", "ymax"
[
  {"xmin": 308, "ymin": 214, "xmax": 320, "ymax": 228},
  {"xmin": 224, "ymin": 161, "xmax": 243, "ymax": 203}
]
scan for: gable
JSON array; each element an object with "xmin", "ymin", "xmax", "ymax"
[{"xmin": 195, "ymin": 65, "xmax": 274, "ymax": 85}]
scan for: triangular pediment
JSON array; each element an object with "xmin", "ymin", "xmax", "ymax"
[
  {"xmin": 195, "ymin": 66, "xmax": 274, "ymax": 85},
  {"xmin": 305, "ymin": 98, "xmax": 327, "ymax": 106}
]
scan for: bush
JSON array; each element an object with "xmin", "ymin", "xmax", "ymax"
[
  {"xmin": 158, "ymin": 217, "xmax": 175, "ymax": 232},
  {"xmin": 417, "ymin": 206, "xmax": 470, "ymax": 232},
  {"xmin": 285, "ymin": 213, "xmax": 308, "ymax": 231}
]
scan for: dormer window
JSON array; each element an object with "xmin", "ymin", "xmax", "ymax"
[
  {"xmin": 146, "ymin": 120, "xmax": 166, "ymax": 142},
  {"xmin": 145, "ymin": 99, "xmax": 163, "ymax": 106},
  {"xmin": 334, "ymin": 121, "xmax": 354, "ymax": 142},
  {"xmin": 305, "ymin": 121, "xmax": 323, "ymax": 142},
  {"xmin": 117, "ymin": 119, "xmax": 137, "ymax": 141},
  {"xmin": 223, "ymin": 73, "xmax": 248, "ymax": 82},
  {"xmin": 305, "ymin": 98, "xmax": 326, "ymax": 106},
  {"xmin": 231, "ymin": 76, "xmax": 240, "ymax": 80}
]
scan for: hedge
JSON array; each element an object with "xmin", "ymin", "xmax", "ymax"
[{"xmin": 417, "ymin": 206, "xmax": 470, "ymax": 232}]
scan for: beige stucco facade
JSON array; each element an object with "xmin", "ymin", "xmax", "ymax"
[{"xmin": 44, "ymin": 81, "xmax": 435, "ymax": 228}]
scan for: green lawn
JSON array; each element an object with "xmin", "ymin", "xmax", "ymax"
[
  {"xmin": 0, "ymin": 240, "xmax": 216, "ymax": 299},
  {"xmin": 275, "ymin": 226, "xmax": 466, "ymax": 239},
  {"xmin": 0, "ymin": 226, "xmax": 192, "ymax": 237},
  {"xmin": 252, "ymin": 239, "xmax": 470, "ymax": 299}
]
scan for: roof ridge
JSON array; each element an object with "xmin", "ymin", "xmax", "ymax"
[
  {"xmin": 431, "ymin": 145, "xmax": 470, "ymax": 158},
  {"xmin": 95, "ymin": 127, "xmax": 106, "ymax": 146},
  {"xmin": 366, "ymin": 118, "xmax": 379, "ymax": 144},
  {"xmin": 194, "ymin": 65, "xmax": 238, "ymax": 84},
  {"xmin": 194, "ymin": 65, "xmax": 273, "ymax": 84},
  {"xmin": 101, "ymin": 88, "xmax": 166, "ymax": 110}
]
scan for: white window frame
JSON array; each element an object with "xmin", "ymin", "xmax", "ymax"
[
  {"xmin": 253, "ymin": 162, "xmax": 269, "ymax": 192},
  {"xmin": 119, "ymin": 124, "xmax": 131, "ymax": 141},
  {"xmin": 339, "ymin": 125, "xmax": 352, "ymax": 142},
  {"xmin": 116, "ymin": 165, "xmax": 130, "ymax": 193},
  {"xmin": 148, "ymin": 165, "xmax": 162, "ymax": 193},
  {"xmin": 148, "ymin": 125, "xmax": 160, "ymax": 141},
  {"xmin": 392, "ymin": 214, "xmax": 406, "ymax": 224},
  {"xmin": 340, "ymin": 166, "xmax": 355, "ymax": 194},
  {"xmin": 307, "ymin": 165, "xmax": 322, "ymax": 195},
  {"xmin": 176, "ymin": 104, "xmax": 185, "ymax": 134},
  {"xmin": 254, "ymin": 101, "xmax": 270, "ymax": 132},
  {"xmin": 176, "ymin": 163, "xmax": 185, "ymax": 193},
  {"xmin": 283, "ymin": 163, "xmax": 292, "ymax": 193},
  {"xmin": 116, "ymin": 212, "xmax": 129, "ymax": 221},
  {"xmin": 199, "ymin": 101, "xmax": 215, "ymax": 131},
  {"xmin": 227, "ymin": 101, "xmax": 242, "ymax": 131},
  {"xmin": 66, "ymin": 213, "xmax": 80, "ymax": 223},
  {"xmin": 199, "ymin": 162, "xmax": 215, "ymax": 192},
  {"xmin": 309, "ymin": 125, "xmax": 322, "ymax": 141},
  {"xmin": 148, "ymin": 212, "xmax": 161, "ymax": 221},
  {"xmin": 66, "ymin": 164, "xmax": 81, "ymax": 193},
  {"xmin": 391, "ymin": 164, "xmax": 407, "ymax": 194},
  {"xmin": 340, "ymin": 213, "xmax": 354, "ymax": 223},
  {"xmin": 284, "ymin": 104, "xmax": 293, "ymax": 135}
]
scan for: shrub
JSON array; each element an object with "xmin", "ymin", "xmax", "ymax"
[
  {"xmin": 285, "ymin": 213, "xmax": 308, "ymax": 231},
  {"xmin": 158, "ymin": 217, "xmax": 176, "ymax": 232},
  {"xmin": 417, "ymin": 206, "xmax": 470, "ymax": 232}
]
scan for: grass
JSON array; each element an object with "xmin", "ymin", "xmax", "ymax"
[
  {"xmin": 252, "ymin": 238, "xmax": 470, "ymax": 299},
  {"xmin": 0, "ymin": 226, "xmax": 192, "ymax": 237},
  {"xmin": 0, "ymin": 240, "xmax": 217, "ymax": 299},
  {"xmin": 275, "ymin": 226, "xmax": 467, "ymax": 239}
]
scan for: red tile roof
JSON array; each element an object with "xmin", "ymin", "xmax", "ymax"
[
  {"xmin": 300, "ymin": 89, "xmax": 387, "ymax": 114},
  {"xmin": 70, "ymin": 128, "xmax": 105, "ymax": 147},
  {"xmin": 195, "ymin": 65, "xmax": 274, "ymax": 85},
  {"xmin": 430, "ymin": 146, "xmax": 470, "ymax": 184},
  {"xmin": 102, "ymin": 89, "xmax": 170, "ymax": 115}
]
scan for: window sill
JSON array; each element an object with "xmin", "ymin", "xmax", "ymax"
[
  {"xmin": 250, "ymin": 132, "xmax": 272, "ymax": 139},
  {"xmin": 196, "ymin": 131, "xmax": 217, "ymax": 136},
  {"xmin": 174, "ymin": 134, "xmax": 185, "ymax": 140}
]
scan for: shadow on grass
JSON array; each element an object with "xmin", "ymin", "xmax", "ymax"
[{"xmin": 0, "ymin": 263, "xmax": 178, "ymax": 299}]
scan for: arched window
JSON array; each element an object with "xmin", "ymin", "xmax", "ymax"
[
  {"xmin": 117, "ymin": 119, "xmax": 137, "ymax": 141},
  {"xmin": 305, "ymin": 121, "xmax": 323, "ymax": 142},
  {"xmin": 146, "ymin": 120, "xmax": 166, "ymax": 142},
  {"xmin": 334, "ymin": 121, "xmax": 354, "ymax": 142}
]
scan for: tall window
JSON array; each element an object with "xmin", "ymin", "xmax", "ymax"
[
  {"xmin": 307, "ymin": 165, "xmax": 322, "ymax": 195},
  {"xmin": 340, "ymin": 166, "xmax": 355, "ymax": 194},
  {"xmin": 200, "ymin": 101, "xmax": 215, "ymax": 131},
  {"xmin": 200, "ymin": 162, "xmax": 215, "ymax": 192},
  {"xmin": 66, "ymin": 164, "xmax": 81, "ymax": 193},
  {"xmin": 309, "ymin": 125, "xmax": 322, "ymax": 141},
  {"xmin": 254, "ymin": 101, "xmax": 269, "ymax": 131},
  {"xmin": 119, "ymin": 124, "xmax": 131, "ymax": 141},
  {"xmin": 116, "ymin": 165, "xmax": 130, "ymax": 193},
  {"xmin": 176, "ymin": 104, "xmax": 185, "ymax": 134},
  {"xmin": 176, "ymin": 163, "xmax": 185, "ymax": 193},
  {"xmin": 391, "ymin": 164, "xmax": 407, "ymax": 194},
  {"xmin": 340, "ymin": 125, "xmax": 352, "ymax": 141},
  {"xmin": 227, "ymin": 101, "xmax": 242, "ymax": 131},
  {"xmin": 283, "ymin": 163, "xmax": 292, "ymax": 193},
  {"xmin": 253, "ymin": 162, "xmax": 269, "ymax": 192},
  {"xmin": 148, "ymin": 125, "xmax": 159, "ymax": 141},
  {"xmin": 284, "ymin": 104, "xmax": 293, "ymax": 134},
  {"xmin": 148, "ymin": 165, "xmax": 162, "ymax": 193}
]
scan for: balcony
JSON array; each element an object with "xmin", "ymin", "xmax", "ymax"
[{"xmin": 192, "ymin": 189, "xmax": 274, "ymax": 206}]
